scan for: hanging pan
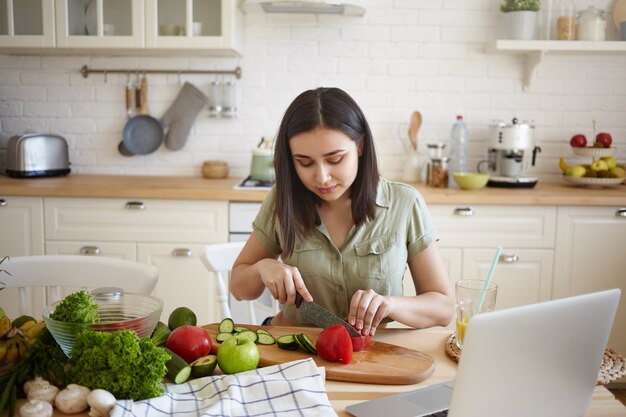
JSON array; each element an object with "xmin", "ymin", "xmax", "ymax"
[{"xmin": 119, "ymin": 75, "xmax": 163, "ymax": 156}]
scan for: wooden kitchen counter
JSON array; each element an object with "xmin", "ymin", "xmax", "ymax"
[
  {"xmin": 0, "ymin": 174, "xmax": 625, "ymax": 206},
  {"xmin": 10, "ymin": 328, "xmax": 626, "ymax": 417}
]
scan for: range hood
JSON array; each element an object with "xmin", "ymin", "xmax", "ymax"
[{"xmin": 242, "ymin": 0, "xmax": 366, "ymax": 16}]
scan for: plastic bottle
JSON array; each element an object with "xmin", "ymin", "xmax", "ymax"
[{"xmin": 448, "ymin": 115, "xmax": 469, "ymax": 188}]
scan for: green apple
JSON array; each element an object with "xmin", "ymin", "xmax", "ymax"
[
  {"xmin": 609, "ymin": 166, "xmax": 626, "ymax": 178},
  {"xmin": 0, "ymin": 306, "xmax": 4, "ymax": 319},
  {"xmin": 216, "ymin": 334, "xmax": 259, "ymax": 374},
  {"xmin": 601, "ymin": 156, "xmax": 617, "ymax": 170},
  {"xmin": 566, "ymin": 165, "xmax": 586, "ymax": 177},
  {"xmin": 590, "ymin": 159, "xmax": 609, "ymax": 172}
]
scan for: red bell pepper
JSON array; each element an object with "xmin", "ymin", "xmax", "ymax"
[
  {"xmin": 350, "ymin": 334, "xmax": 373, "ymax": 352},
  {"xmin": 315, "ymin": 325, "xmax": 353, "ymax": 364}
]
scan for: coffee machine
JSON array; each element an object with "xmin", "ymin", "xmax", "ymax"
[{"xmin": 478, "ymin": 118, "xmax": 542, "ymax": 188}]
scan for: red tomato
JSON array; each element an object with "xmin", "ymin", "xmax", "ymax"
[
  {"xmin": 595, "ymin": 132, "xmax": 612, "ymax": 148},
  {"xmin": 351, "ymin": 334, "xmax": 373, "ymax": 352},
  {"xmin": 165, "ymin": 325, "xmax": 212, "ymax": 363},
  {"xmin": 315, "ymin": 325, "xmax": 353, "ymax": 364}
]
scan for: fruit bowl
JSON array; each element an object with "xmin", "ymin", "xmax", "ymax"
[
  {"xmin": 563, "ymin": 176, "xmax": 625, "ymax": 188},
  {"xmin": 571, "ymin": 146, "xmax": 616, "ymax": 158},
  {"xmin": 43, "ymin": 292, "xmax": 163, "ymax": 357},
  {"xmin": 453, "ymin": 172, "xmax": 490, "ymax": 190}
]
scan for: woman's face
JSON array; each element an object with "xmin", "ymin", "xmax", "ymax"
[{"xmin": 289, "ymin": 127, "xmax": 361, "ymax": 203}]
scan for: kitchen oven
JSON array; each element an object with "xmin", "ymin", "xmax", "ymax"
[{"xmin": 229, "ymin": 201, "xmax": 279, "ymax": 324}]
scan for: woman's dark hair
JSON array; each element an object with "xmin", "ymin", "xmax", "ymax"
[{"xmin": 274, "ymin": 87, "xmax": 379, "ymax": 258}]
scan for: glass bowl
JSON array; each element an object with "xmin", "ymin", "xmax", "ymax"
[{"xmin": 43, "ymin": 292, "xmax": 163, "ymax": 357}]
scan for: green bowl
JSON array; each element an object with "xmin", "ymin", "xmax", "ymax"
[{"xmin": 453, "ymin": 172, "xmax": 490, "ymax": 190}]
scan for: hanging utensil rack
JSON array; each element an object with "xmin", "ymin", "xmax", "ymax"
[{"xmin": 80, "ymin": 64, "xmax": 242, "ymax": 79}]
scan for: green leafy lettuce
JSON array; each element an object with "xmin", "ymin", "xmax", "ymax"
[
  {"xmin": 69, "ymin": 329, "xmax": 169, "ymax": 400},
  {"xmin": 50, "ymin": 290, "xmax": 100, "ymax": 324}
]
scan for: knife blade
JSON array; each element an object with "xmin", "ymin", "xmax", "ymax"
[{"xmin": 295, "ymin": 293, "xmax": 361, "ymax": 337}]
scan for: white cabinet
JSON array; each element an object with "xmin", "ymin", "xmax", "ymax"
[
  {"xmin": 43, "ymin": 197, "xmax": 229, "ymax": 325},
  {"xmin": 1, "ymin": 0, "xmax": 241, "ymax": 54},
  {"xmin": 553, "ymin": 206, "xmax": 626, "ymax": 358},
  {"xmin": 0, "ymin": 195, "xmax": 45, "ymax": 318},
  {"xmin": 430, "ymin": 205, "xmax": 556, "ymax": 310},
  {"xmin": 0, "ymin": 0, "xmax": 55, "ymax": 47}
]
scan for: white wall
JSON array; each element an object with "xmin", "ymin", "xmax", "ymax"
[{"xmin": 0, "ymin": 0, "xmax": 625, "ymax": 182}]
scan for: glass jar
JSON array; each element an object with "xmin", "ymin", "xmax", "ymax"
[
  {"xmin": 427, "ymin": 157, "xmax": 449, "ymax": 188},
  {"xmin": 576, "ymin": 6, "xmax": 606, "ymax": 41},
  {"xmin": 427, "ymin": 143, "xmax": 446, "ymax": 160},
  {"xmin": 556, "ymin": 0, "xmax": 576, "ymax": 40}
]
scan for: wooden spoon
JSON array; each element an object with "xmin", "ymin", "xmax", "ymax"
[{"xmin": 408, "ymin": 111, "xmax": 422, "ymax": 151}]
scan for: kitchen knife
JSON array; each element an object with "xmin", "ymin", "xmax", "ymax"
[{"xmin": 295, "ymin": 293, "xmax": 361, "ymax": 337}]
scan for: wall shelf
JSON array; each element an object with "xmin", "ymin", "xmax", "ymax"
[{"xmin": 488, "ymin": 40, "xmax": 626, "ymax": 91}]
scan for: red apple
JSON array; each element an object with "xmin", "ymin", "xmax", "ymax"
[
  {"xmin": 570, "ymin": 134, "xmax": 587, "ymax": 148},
  {"xmin": 595, "ymin": 132, "xmax": 612, "ymax": 148}
]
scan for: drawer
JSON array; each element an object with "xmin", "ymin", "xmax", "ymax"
[
  {"xmin": 45, "ymin": 197, "xmax": 228, "ymax": 243},
  {"xmin": 229, "ymin": 202, "xmax": 262, "ymax": 233},
  {"xmin": 429, "ymin": 205, "xmax": 556, "ymax": 249},
  {"xmin": 45, "ymin": 241, "xmax": 137, "ymax": 260}
]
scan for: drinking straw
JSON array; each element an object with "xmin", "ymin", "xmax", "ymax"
[{"xmin": 477, "ymin": 245, "xmax": 502, "ymax": 312}]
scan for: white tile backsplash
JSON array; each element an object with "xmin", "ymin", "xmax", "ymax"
[{"xmin": 1, "ymin": 0, "xmax": 625, "ymax": 181}]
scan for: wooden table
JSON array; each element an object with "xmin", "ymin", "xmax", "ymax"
[{"xmin": 10, "ymin": 328, "xmax": 626, "ymax": 417}]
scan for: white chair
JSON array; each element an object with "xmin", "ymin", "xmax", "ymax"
[
  {"xmin": 0, "ymin": 255, "xmax": 159, "ymax": 318},
  {"xmin": 201, "ymin": 242, "xmax": 279, "ymax": 324}
]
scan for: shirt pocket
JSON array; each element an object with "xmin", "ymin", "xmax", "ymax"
[
  {"xmin": 355, "ymin": 234, "xmax": 401, "ymax": 279},
  {"xmin": 292, "ymin": 240, "xmax": 323, "ymax": 279}
]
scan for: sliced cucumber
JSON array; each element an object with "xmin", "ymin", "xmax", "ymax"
[
  {"xmin": 163, "ymin": 347, "xmax": 192, "ymax": 384},
  {"xmin": 216, "ymin": 332, "xmax": 234, "ymax": 343},
  {"xmin": 233, "ymin": 326, "xmax": 251, "ymax": 333},
  {"xmin": 237, "ymin": 330, "xmax": 259, "ymax": 343},
  {"xmin": 256, "ymin": 331, "xmax": 276, "ymax": 345},
  {"xmin": 295, "ymin": 333, "xmax": 317, "ymax": 355},
  {"xmin": 218, "ymin": 317, "xmax": 235, "ymax": 334},
  {"xmin": 256, "ymin": 328, "xmax": 272, "ymax": 336},
  {"xmin": 276, "ymin": 335, "xmax": 298, "ymax": 350}
]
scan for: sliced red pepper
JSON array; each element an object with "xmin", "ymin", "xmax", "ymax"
[
  {"xmin": 350, "ymin": 334, "xmax": 373, "ymax": 352},
  {"xmin": 315, "ymin": 324, "xmax": 353, "ymax": 364}
]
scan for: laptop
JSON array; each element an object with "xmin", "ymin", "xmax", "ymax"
[{"xmin": 346, "ymin": 289, "xmax": 621, "ymax": 417}]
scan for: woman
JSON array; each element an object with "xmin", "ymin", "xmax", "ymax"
[{"xmin": 231, "ymin": 87, "xmax": 453, "ymax": 336}]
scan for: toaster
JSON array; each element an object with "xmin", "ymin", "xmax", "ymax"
[{"xmin": 0, "ymin": 133, "xmax": 71, "ymax": 178}]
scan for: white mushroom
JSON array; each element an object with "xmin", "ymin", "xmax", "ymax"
[
  {"xmin": 23, "ymin": 376, "xmax": 52, "ymax": 395},
  {"xmin": 19, "ymin": 398, "xmax": 53, "ymax": 417},
  {"xmin": 87, "ymin": 389, "xmax": 117, "ymax": 417},
  {"xmin": 27, "ymin": 383, "xmax": 59, "ymax": 405},
  {"xmin": 54, "ymin": 384, "xmax": 91, "ymax": 414}
]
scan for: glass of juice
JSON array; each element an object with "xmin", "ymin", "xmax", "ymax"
[{"xmin": 455, "ymin": 279, "xmax": 498, "ymax": 349}]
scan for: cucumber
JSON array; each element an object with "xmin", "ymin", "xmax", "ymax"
[
  {"xmin": 237, "ymin": 330, "xmax": 259, "ymax": 343},
  {"xmin": 218, "ymin": 318, "xmax": 235, "ymax": 334},
  {"xmin": 256, "ymin": 331, "xmax": 276, "ymax": 345},
  {"xmin": 233, "ymin": 326, "xmax": 251, "ymax": 333},
  {"xmin": 295, "ymin": 333, "xmax": 317, "ymax": 355},
  {"xmin": 163, "ymin": 347, "xmax": 192, "ymax": 384},
  {"xmin": 150, "ymin": 321, "xmax": 171, "ymax": 347},
  {"xmin": 256, "ymin": 329, "xmax": 272, "ymax": 336},
  {"xmin": 277, "ymin": 335, "xmax": 298, "ymax": 350},
  {"xmin": 216, "ymin": 332, "xmax": 234, "ymax": 343}
]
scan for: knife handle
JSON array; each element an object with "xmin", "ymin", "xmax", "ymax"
[{"xmin": 295, "ymin": 292, "xmax": 303, "ymax": 308}]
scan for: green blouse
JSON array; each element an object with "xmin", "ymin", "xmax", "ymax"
[{"xmin": 252, "ymin": 178, "xmax": 438, "ymax": 325}]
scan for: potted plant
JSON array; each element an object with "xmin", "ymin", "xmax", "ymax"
[{"xmin": 500, "ymin": 0, "xmax": 541, "ymax": 40}]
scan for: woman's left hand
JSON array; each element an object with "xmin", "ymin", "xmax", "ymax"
[{"xmin": 348, "ymin": 289, "xmax": 391, "ymax": 336}]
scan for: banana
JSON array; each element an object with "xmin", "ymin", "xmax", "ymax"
[
  {"xmin": 0, "ymin": 316, "xmax": 11, "ymax": 337},
  {"xmin": 5, "ymin": 339, "xmax": 20, "ymax": 364},
  {"xmin": 16, "ymin": 337, "xmax": 28, "ymax": 359},
  {"xmin": 25, "ymin": 321, "xmax": 45, "ymax": 339},
  {"xmin": 559, "ymin": 157, "xmax": 570, "ymax": 173},
  {"xmin": 0, "ymin": 341, "xmax": 7, "ymax": 361}
]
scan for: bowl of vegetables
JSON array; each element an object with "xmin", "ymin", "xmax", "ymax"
[{"xmin": 43, "ymin": 289, "xmax": 163, "ymax": 357}]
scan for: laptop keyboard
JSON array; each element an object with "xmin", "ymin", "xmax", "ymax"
[{"xmin": 424, "ymin": 411, "xmax": 448, "ymax": 417}]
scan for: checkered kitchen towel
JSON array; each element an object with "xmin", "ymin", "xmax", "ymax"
[{"xmin": 111, "ymin": 358, "xmax": 337, "ymax": 417}]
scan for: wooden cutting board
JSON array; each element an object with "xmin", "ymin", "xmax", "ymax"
[{"xmin": 203, "ymin": 323, "xmax": 435, "ymax": 385}]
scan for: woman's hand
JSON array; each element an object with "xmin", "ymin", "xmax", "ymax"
[
  {"xmin": 348, "ymin": 289, "xmax": 391, "ymax": 336},
  {"xmin": 257, "ymin": 259, "xmax": 313, "ymax": 306}
]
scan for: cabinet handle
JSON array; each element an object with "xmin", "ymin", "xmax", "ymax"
[
  {"xmin": 616, "ymin": 208, "xmax": 626, "ymax": 218},
  {"xmin": 80, "ymin": 246, "xmax": 101, "ymax": 256},
  {"xmin": 171, "ymin": 248, "xmax": 193, "ymax": 257},
  {"xmin": 125, "ymin": 201, "xmax": 145, "ymax": 210},
  {"xmin": 0, "ymin": 199, "xmax": 6, "ymax": 207},
  {"xmin": 499, "ymin": 253, "xmax": 519, "ymax": 263},
  {"xmin": 453, "ymin": 207, "xmax": 474, "ymax": 216}
]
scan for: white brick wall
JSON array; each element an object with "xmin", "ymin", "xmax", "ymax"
[{"xmin": 0, "ymin": 0, "xmax": 625, "ymax": 182}]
